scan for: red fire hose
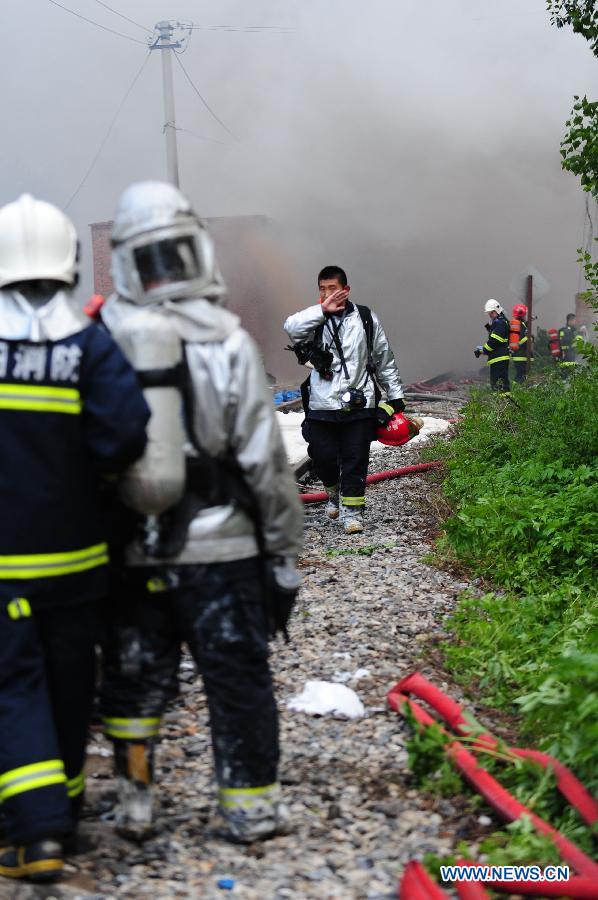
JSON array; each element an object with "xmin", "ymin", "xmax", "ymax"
[
  {"xmin": 299, "ymin": 461, "xmax": 443, "ymax": 503},
  {"xmin": 389, "ymin": 674, "xmax": 598, "ymax": 898},
  {"xmin": 395, "ymin": 673, "xmax": 598, "ymax": 827}
]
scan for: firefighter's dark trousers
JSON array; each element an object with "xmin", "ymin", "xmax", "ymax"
[
  {"xmin": 306, "ymin": 417, "xmax": 374, "ymax": 507},
  {"xmin": 489, "ymin": 360, "xmax": 511, "ymax": 393},
  {"xmin": 513, "ymin": 360, "xmax": 527, "ymax": 383},
  {"xmin": 100, "ymin": 557, "xmax": 278, "ymax": 790},
  {"xmin": 0, "ymin": 599, "xmax": 99, "ymax": 844}
]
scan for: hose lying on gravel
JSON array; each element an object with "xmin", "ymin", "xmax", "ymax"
[
  {"xmin": 299, "ymin": 461, "xmax": 443, "ymax": 503},
  {"xmin": 389, "ymin": 674, "xmax": 598, "ymax": 899}
]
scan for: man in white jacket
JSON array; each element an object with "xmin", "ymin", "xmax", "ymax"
[{"xmin": 284, "ymin": 265, "xmax": 404, "ymax": 533}]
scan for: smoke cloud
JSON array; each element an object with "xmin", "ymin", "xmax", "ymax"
[{"xmin": 3, "ymin": 0, "xmax": 596, "ymax": 382}]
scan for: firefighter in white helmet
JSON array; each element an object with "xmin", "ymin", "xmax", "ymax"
[
  {"xmin": 474, "ymin": 299, "xmax": 511, "ymax": 393},
  {"xmin": 99, "ymin": 181, "xmax": 304, "ymax": 843},
  {"xmin": 0, "ymin": 195, "xmax": 149, "ymax": 882}
]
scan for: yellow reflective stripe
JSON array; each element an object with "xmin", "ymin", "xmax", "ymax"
[
  {"xmin": 490, "ymin": 333, "xmax": 508, "ymax": 342},
  {"xmin": 0, "ymin": 385, "xmax": 79, "ymax": 398},
  {"xmin": 519, "ymin": 336, "xmax": 528, "ymax": 344},
  {"xmin": 0, "ymin": 543, "xmax": 109, "ymax": 580},
  {"xmin": 0, "ymin": 760, "xmax": 65, "ymax": 802},
  {"xmin": 487, "ymin": 356, "xmax": 510, "ymax": 365},
  {"xmin": 512, "ymin": 356, "xmax": 528, "ymax": 362},
  {"xmin": 378, "ymin": 402, "xmax": 394, "ymax": 416},
  {"xmin": 0, "ymin": 855, "xmax": 63, "ymax": 878},
  {"xmin": 66, "ymin": 771, "xmax": 85, "ymax": 798},
  {"xmin": 0, "ymin": 385, "xmax": 81, "ymax": 415},
  {"xmin": 7, "ymin": 598, "xmax": 31, "ymax": 619},
  {"xmin": 103, "ymin": 717, "xmax": 161, "ymax": 740},
  {"xmin": 219, "ymin": 783, "xmax": 277, "ymax": 810},
  {"xmin": 341, "ymin": 496, "xmax": 365, "ymax": 507}
]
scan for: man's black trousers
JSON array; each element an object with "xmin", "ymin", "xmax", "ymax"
[
  {"xmin": 0, "ymin": 599, "xmax": 99, "ymax": 844},
  {"xmin": 306, "ymin": 417, "xmax": 374, "ymax": 504},
  {"xmin": 100, "ymin": 557, "xmax": 278, "ymax": 790}
]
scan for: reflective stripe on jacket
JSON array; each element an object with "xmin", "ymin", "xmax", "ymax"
[
  {"xmin": 0, "ymin": 315, "xmax": 149, "ymax": 606},
  {"xmin": 483, "ymin": 314, "xmax": 510, "ymax": 365},
  {"xmin": 512, "ymin": 320, "xmax": 532, "ymax": 363},
  {"xmin": 558, "ymin": 325, "xmax": 577, "ymax": 362}
]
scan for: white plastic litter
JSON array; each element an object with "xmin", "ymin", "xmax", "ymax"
[
  {"xmin": 287, "ymin": 680, "xmax": 365, "ymax": 718},
  {"xmin": 409, "ymin": 416, "xmax": 451, "ymax": 444},
  {"xmin": 352, "ymin": 668, "xmax": 370, "ymax": 681},
  {"xmin": 333, "ymin": 668, "xmax": 370, "ymax": 684}
]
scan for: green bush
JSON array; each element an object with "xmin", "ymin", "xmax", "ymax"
[{"xmin": 425, "ymin": 364, "xmax": 598, "ymax": 795}]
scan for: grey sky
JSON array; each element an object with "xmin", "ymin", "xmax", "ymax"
[{"xmin": 3, "ymin": 0, "xmax": 597, "ymax": 380}]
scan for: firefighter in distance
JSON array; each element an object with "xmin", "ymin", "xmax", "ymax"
[
  {"xmin": 284, "ymin": 265, "xmax": 404, "ymax": 535},
  {"xmin": 510, "ymin": 303, "xmax": 531, "ymax": 383},
  {"xmin": 474, "ymin": 299, "xmax": 511, "ymax": 393}
]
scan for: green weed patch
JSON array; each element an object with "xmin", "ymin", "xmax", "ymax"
[{"xmin": 411, "ymin": 366, "xmax": 597, "ymax": 863}]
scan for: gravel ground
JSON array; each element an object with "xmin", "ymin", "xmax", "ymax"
[{"xmin": 2, "ymin": 392, "xmax": 505, "ymax": 900}]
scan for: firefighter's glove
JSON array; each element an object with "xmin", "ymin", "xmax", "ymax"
[
  {"xmin": 264, "ymin": 556, "xmax": 302, "ymax": 642},
  {"xmin": 484, "ymin": 323, "xmax": 492, "ymax": 332},
  {"xmin": 376, "ymin": 402, "xmax": 395, "ymax": 426},
  {"xmin": 474, "ymin": 345, "xmax": 483, "ymax": 358}
]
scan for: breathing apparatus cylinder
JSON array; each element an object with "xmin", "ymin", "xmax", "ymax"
[
  {"xmin": 509, "ymin": 318, "xmax": 522, "ymax": 353},
  {"xmin": 113, "ymin": 309, "xmax": 187, "ymax": 515},
  {"xmin": 548, "ymin": 328, "xmax": 562, "ymax": 360}
]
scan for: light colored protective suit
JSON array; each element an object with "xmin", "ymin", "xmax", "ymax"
[
  {"xmin": 103, "ymin": 181, "xmax": 303, "ymax": 566},
  {"xmin": 283, "ymin": 302, "xmax": 404, "ymax": 411}
]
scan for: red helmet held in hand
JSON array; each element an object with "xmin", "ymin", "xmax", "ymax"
[
  {"xmin": 512, "ymin": 303, "xmax": 528, "ymax": 320},
  {"xmin": 376, "ymin": 413, "xmax": 422, "ymax": 446}
]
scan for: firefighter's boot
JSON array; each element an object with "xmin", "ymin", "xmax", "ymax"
[
  {"xmin": 0, "ymin": 839, "xmax": 63, "ymax": 882},
  {"xmin": 219, "ymin": 783, "xmax": 292, "ymax": 843},
  {"xmin": 342, "ymin": 506, "xmax": 364, "ymax": 534},
  {"xmin": 324, "ymin": 485, "xmax": 339, "ymax": 520},
  {"xmin": 113, "ymin": 741, "xmax": 155, "ymax": 841}
]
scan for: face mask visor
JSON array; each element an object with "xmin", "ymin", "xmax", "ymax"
[{"xmin": 133, "ymin": 235, "xmax": 204, "ymax": 293}]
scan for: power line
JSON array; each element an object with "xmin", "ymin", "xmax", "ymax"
[
  {"xmin": 174, "ymin": 126, "xmax": 227, "ymax": 146},
  {"xmin": 90, "ymin": 0, "xmax": 154, "ymax": 36},
  {"xmin": 174, "ymin": 53, "xmax": 237, "ymax": 141},
  {"xmin": 64, "ymin": 53, "xmax": 151, "ymax": 210},
  {"xmin": 46, "ymin": 0, "xmax": 148, "ymax": 45},
  {"xmin": 189, "ymin": 25, "xmax": 294, "ymax": 33}
]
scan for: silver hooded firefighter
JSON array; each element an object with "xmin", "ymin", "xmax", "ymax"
[{"xmin": 102, "ymin": 181, "xmax": 303, "ymax": 566}]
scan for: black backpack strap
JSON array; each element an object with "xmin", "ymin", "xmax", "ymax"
[
  {"xmin": 356, "ymin": 304, "xmax": 381, "ymax": 403},
  {"xmin": 300, "ymin": 374, "xmax": 311, "ymax": 415},
  {"xmin": 356, "ymin": 305, "xmax": 374, "ymax": 370}
]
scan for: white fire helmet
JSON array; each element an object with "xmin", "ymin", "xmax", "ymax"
[
  {"xmin": 484, "ymin": 298, "xmax": 504, "ymax": 316},
  {"xmin": 110, "ymin": 181, "xmax": 221, "ymax": 306},
  {"xmin": 0, "ymin": 194, "xmax": 78, "ymax": 289}
]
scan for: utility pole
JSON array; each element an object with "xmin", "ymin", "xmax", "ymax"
[
  {"xmin": 151, "ymin": 21, "xmax": 181, "ymax": 188},
  {"xmin": 526, "ymin": 274, "xmax": 533, "ymax": 375}
]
